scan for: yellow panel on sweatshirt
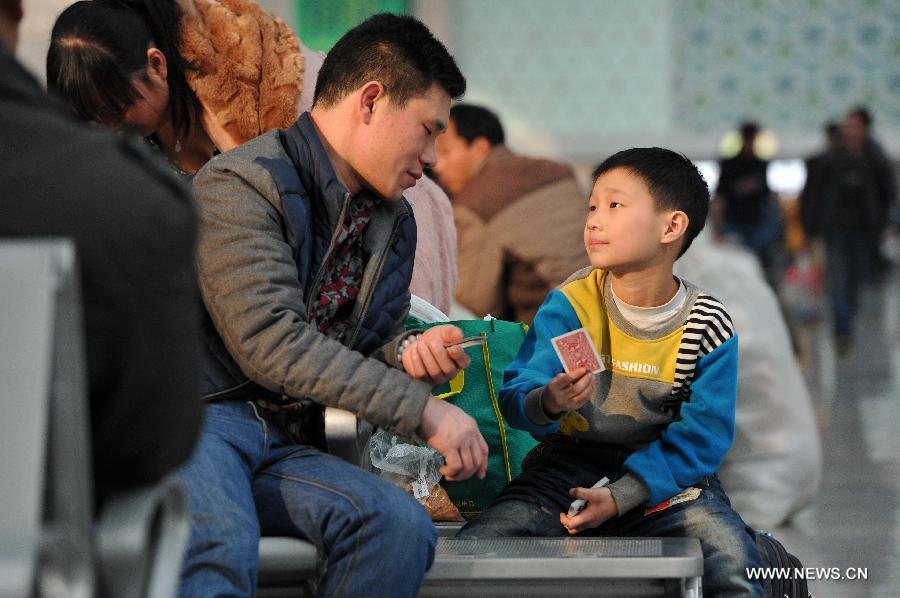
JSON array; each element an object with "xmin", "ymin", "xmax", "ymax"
[
  {"xmin": 605, "ymin": 324, "xmax": 680, "ymax": 383},
  {"xmin": 560, "ymin": 269, "xmax": 680, "ymax": 384}
]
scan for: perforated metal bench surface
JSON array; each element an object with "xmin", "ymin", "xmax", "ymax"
[
  {"xmin": 258, "ymin": 534, "xmax": 702, "ymax": 597},
  {"xmin": 421, "ymin": 536, "xmax": 702, "ymax": 597}
]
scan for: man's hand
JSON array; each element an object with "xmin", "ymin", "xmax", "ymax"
[
  {"xmin": 402, "ymin": 325, "xmax": 472, "ymax": 387},
  {"xmin": 559, "ymin": 486, "xmax": 617, "ymax": 534},
  {"xmin": 542, "ymin": 368, "xmax": 596, "ymax": 415},
  {"xmin": 418, "ymin": 396, "xmax": 488, "ymax": 481}
]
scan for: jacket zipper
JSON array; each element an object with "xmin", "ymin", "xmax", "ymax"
[
  {"xmin": 347, "ymin": 213, "xmax": 407, "ymax": 347},
  {"xmin": 305, "ymin": 191, "xmax": 353, "ymax": 316}
]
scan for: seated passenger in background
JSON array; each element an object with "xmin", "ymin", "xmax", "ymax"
[
  {"xmin": 675, "ymin": 228, "xmax": 822, "ymax": 529},
  {"xmin": 458, "ymin": 148, "xmax": 764, "ymax": 597},
  {"xmin": 433, "ymin": 104, "xmax": 588, "ymax": 323},
  {"xmin": 0, "ymin": 0, "xmax": 202, "ymax": 505}
]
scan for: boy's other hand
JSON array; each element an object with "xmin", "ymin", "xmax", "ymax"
[
  {"xmin": 403, "ymin": 325, "xmax": 472, "ymax": 386},
  {"xmin": 559, "ymin": 486, "xmax": 617, "ymax": 534},
  {"xmin": 542, "ymin": 369, "xmax": 596, "ymax": 415},
  {"xmin": 418, "ymin": 396, "xmax": 489, "ymax": 481}
]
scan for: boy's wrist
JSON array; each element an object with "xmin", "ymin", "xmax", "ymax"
[
  {"xmin": 524, "ymin": 386, "xmax": 565, "ymax": 425},
  {"xmin": 540, "ymin": 388, "xmax": 564, "ymax": 416}
]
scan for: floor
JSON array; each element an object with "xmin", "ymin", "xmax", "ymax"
[{"xmin": 774, "ymin": 267, "xmax": 900, "ymax": 597}]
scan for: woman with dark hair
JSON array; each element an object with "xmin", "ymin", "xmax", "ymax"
[{"xmin": 47, "ymin": 0, "xmax": 311, "ymax": 175}]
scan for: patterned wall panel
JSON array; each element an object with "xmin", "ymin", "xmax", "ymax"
[
  {"xmin": 452, "ymin": 0, "xmax": 671, "ymax": 158},
  {"xmin": 672, "ymin": 0, "xmax": 900, "ymax": 134}
]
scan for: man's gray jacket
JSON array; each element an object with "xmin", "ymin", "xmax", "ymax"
[{"xmin": 193, "ymin": 112, "xmax": 431, "ymax": 436}]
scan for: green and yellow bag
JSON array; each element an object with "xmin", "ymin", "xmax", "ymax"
[{"xmin": 406, "ymin": 317, "xmax": 539, "ymax": 518}]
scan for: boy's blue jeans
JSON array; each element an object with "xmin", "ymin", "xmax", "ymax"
[
  {"xmin": 458, "ymin": 441, "xmax": 763, "ymax": 598},
  {"xmin": 175, "ymin": 400, "xmax": 436, "ymax": 598}
]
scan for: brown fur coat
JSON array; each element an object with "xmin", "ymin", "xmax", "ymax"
[{"xmin": 179, "ymin": 0, "xmax": 304, "ymax": 147}]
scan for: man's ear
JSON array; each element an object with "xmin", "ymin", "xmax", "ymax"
[
  {"xmin": 146, "ymin": 47, "xmax": 168, "ymax": 82},
  {"xmin": 660, "ymin": 211, "xmax": 689, "ymax": 247},
  {"xmin": 471, "ymin": 136, "xmax": 492, "ymax": 161},
  {"xmin": 358, "ymin": 81, "xmax": 386, "ymax": 125}
]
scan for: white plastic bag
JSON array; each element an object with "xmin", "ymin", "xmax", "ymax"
[{"xmin": 368, "ymin": 428, "xmax": 443, "ymax": 502}]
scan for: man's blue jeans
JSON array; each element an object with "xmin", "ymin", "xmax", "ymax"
[
  {"xmin": 176, "ymin": 400, "xmax": 436, "ymax": 598},
  {"xmin": 458, "ymin": 442, "xmax": 763, "ymax": 598}
]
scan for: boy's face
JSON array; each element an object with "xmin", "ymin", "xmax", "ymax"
[
  {"xmin": 353, "ymin": 83, "xmax": 450, "ymax": 201},
  {"xmin": 584, "ymin": 167, "xmax": 676, "ymax": 272}
]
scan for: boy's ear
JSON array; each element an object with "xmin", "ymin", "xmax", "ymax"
[
  {"xmin": 660, "ymin": 210, "xmax": 689, "ymax": 248},
  {"xmin": 358, "ymin": 80, "xmax": 386, "ymax": 125}
]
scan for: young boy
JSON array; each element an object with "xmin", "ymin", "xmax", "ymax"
[{"xmin": 458, "ymin": 148, "xmax": 763, "ymax": 596}]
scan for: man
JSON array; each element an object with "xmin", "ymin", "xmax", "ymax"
[
  {"xmin": 433, "ymin": 104, "xmax": 588, "ymax": 323},
  {"xmin": 798, "ymin": 121, "xmax": 840, "ymax": 242},
  {"xmin": 839, "ymin": 107, "xmax": 896, "ymax": 280},
  {"xmin": 818, "ymin": 107, "xmax": 896, "ymax": 352},
  {"xmin": 0, "ymin": 0, "xmax": 202, "ymax": 504},
  {"xmin": 180, "ymin": 14, "xmax": 488, "ymax": 597}
]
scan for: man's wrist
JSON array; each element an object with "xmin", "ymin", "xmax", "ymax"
[{"xmin": 396, "ymin": 333, "xmax": 420, "ymax": 369}]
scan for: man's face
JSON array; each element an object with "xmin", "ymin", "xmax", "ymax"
[
  {"xmin": 584, "ymin": 168, "xmax": 676, "ymax": 273},
  {"xmin": 353, "ymin": 83, "xmax": 451, "ymax": 201},
  {"xmin": 434, "ymin": 120, "xmax": 485, "ymax": 196},
  {"xmin": 842, "ymin": 114, "xmax": 867, "ymax": 152}
]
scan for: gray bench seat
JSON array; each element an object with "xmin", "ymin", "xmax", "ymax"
[{"xmin": 258, "ymin": 533, "xmax": 702, "ymax": 598}]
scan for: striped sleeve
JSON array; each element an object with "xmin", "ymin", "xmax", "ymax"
[
  {"xmin": 668, "ymin": 293, "xmax": 735, "ymax": 408},
  {"xmin": 622, "ymin": 292, "xmax": 739, "ymax": 507}
]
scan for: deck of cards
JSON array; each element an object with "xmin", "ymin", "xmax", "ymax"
[{"xmin": 551, "ymin": 328, "xmax": 605, "ymax": 375}]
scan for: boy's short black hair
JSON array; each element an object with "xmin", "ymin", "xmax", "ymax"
[
  {"xmin": 313, "ymin": 13, "xmax": 465, "ymax": 109},
  {"xmin": 593, "ymin": 147, "xmax": 709, "ymax": 258},
  {"xmin": 450, "ymin": 104, "xmax": 505, "ymax": 146}
]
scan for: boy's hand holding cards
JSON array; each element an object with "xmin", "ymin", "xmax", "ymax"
[{"xmin": 542, "ymin": 328, "xmax": 602, "ymax": 415}]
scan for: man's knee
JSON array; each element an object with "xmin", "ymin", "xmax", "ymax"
[{"xmin": 367, "ymin": 484, "xmax": 437, "ymax": 553}]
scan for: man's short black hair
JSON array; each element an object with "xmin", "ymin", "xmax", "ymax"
[
  {"xmin": 0, "ymin": 0, "xmax": 22, "ymax": 25},
  {"xmin": 449, "ymin": 103, "xmax": 505, "ymax": 146},
  {"xmin": 592, "ymin": 147, "xmax": 709, "ymax": 258},
  {"xmin": 848, "ymin": 105, "xmax": 872, "ymax": 127},
  {"xmin": 739, "ymin": 121, "xmax": 760, "ymax": 139},
  {"xmin": 313, "ymin": 13, "xmax": 465, "ymax": 108}
]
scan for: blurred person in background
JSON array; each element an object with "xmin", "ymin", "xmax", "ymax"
[
  {"xmin": 817, "ymin": 106, "xmax": 896, "ymax": 353},
  {"xmin": 715, "ymin": 121, "xmax": 784, "ymax": 285},
  {"xmin": 1, "ymin": 0, "xmax": 202, "ymax": 506},
  {"xmin": 838, "ymin": 107, "xmax": 896, "ymax": 281},
  {"xmin": 433, "ymin": 103, "xmax": 588, "ymax": 323},
  {"xmin": 798, "ymin": 121, "xmax": 841, "ymax": 244},
  {"xmin": 675, "ymin": 229, "xmax": 822, "ymax": 529}
]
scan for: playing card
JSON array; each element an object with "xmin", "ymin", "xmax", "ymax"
[
  {"xmin": 551, "ymin": 328, "xmax": 605, "ymax": 375},
  {"xmin": 443, "ymin": 335, "xmax": 485, "ymax": 350}
]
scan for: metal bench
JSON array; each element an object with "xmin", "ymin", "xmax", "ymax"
[
  {"xmin": 0, "ymin": 240, "xmax": 189, "ymax": 598},
  {"xmin": 258, "ymin": 531, "xmax": 702, "ymax": 597},
  {"xmin": 422, "ymin": 536, "xmax": 702, "ymax": 597}
]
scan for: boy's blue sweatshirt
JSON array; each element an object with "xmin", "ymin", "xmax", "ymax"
[{"xmin": 500, "ymin": 267, "xmax": 738, "ymax": 513}]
